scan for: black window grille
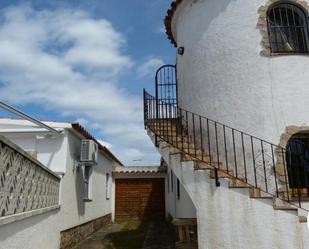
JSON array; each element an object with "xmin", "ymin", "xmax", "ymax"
[
  {"xmin": 286, "ymin": 134, "xmax": 309, "ymax": 189},
  {"xmin": 267, "ymin": 2, "xmax": 309, "ymax": 53}
]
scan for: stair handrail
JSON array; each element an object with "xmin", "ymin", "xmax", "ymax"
[{"xmin": 144, "ymin": 89, "xmax": 309, "ymax": 212}]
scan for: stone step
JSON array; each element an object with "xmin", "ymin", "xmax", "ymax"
[
  {"xmin": 278, "ymin": 187, "xmax": 309, "ymax": 202},
  {"xmin": 273, "ymin": 198, "xmax": 298, "ymax": 211},
  {"xmin": 181, "ymin": 148, "xmax": 205, "ymax": 157},
  {"xmin": 169, "ymin": 147, "xmax": 182, "ymax": 155},
  {"xmin": 181, "ymin": 153, "xmax": 212, "ymax": 163},
  {"xmin": 249, "ymin": 188, "xmax": 273, "ymax": 199},
  {"xmin": 159, "ymin": 141, "xmax": 170, "ymax": 149},
  {"xmin": 193, "ymin": 162, "xmax": 213, "ymax": 170},
  {"xmin": 299, "ymin": 216, "xmax": 307, "ymax": 223},
  {"xmin": 228, "ymin": 178, "xmax": 249, "ymax": 188},
  {"xmin": 209, "ymin": 169, "xmax": 233, "ymax": 179}
]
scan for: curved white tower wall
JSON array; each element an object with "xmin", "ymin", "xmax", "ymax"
[{"xmin": 172, "ymin": 0, "xmax": 309, "ymax": 146}]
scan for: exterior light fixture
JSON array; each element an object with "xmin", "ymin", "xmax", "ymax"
[{"xmin": 177, "ymin": 47, "xmax": 184, "ymax": 55}]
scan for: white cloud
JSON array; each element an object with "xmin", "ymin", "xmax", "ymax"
[
  {"xmin": 0, "ymin": 4, "xmax": 160, "ymax": 166},
  {"xmin": 137, "ymin": 58, "xmax": 164, "ymax": 78}
]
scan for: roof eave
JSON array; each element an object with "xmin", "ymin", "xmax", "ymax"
[
  {"xmin": 71, "ymin": 123, "xmax": 123, "ymax": 166},
  {"xmin": 164, "ymin": 0, "xmax": 183, "ymax": 47}
]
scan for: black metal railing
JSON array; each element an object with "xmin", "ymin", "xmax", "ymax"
[{"xmin": 144, "ymin": 89, "xmax": 309, "ymax": 211}]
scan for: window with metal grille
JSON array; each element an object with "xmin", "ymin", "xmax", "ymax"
[{"xmin": 267, "ymin": 2, "xmax": 309, "ymax": 54}]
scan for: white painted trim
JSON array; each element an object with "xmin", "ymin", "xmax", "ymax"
[
  {"xmin": 0, "ymin": 128, "xmax": 64, "ymax": 133},
  {"xmin": 0, "ymin": 205, "xmax": 61, "ymax": 226}
]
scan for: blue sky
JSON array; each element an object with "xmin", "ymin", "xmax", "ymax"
[{"xmin": 0, "ymin": 0, "xmax": 175, "ymax": 165}]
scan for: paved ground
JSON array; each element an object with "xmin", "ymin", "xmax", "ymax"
[
  {"xmin": 142, "ymin": 220, "xmax": 176, "ymax": 249},
  {"xmin": 72, "ymin": 220, "xmax": 175, "ymax": 249},
  {"xmin": 73, "ymin": 223, "xmax": 125, "ymax": 249}
]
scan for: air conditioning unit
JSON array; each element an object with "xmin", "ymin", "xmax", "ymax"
[{"xmin": 80, "ymin": 139, "xmax": 98, "ymax": 165}]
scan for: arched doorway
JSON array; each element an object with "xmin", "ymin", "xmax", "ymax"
[{"xmin": 286, "ymin": 133, "xmax": 309, "ymax": 188}]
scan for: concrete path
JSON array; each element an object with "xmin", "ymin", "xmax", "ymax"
[
  {"xmin": 72, "ymin": 223, "xmax": 125, "ymax": 249},
  {"xmin": 72, "ymin": 220, "xmax": 175, "ymax": 249}
]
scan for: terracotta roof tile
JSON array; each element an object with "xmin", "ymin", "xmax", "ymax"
[
  {"xmin": 113, "ymin": 166, "xmax": 167, "ymax": 176},
  {"xmin": 164, "ymin": 0, "xmax": 183, "ymax": 47}
]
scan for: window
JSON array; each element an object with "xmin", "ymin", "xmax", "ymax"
[
  {"xmin": 286, "ymin": 133, "xmax": 309, "ymax": 188},
  {"xmin": 167, "ymin": 171, "xmax": 170, "ymax": 193},
  {"xmin": 170, "ymin": 170, "xmax": 174, "ymax": 192},
  {"xmin": 84, "ymin": 166, "xmax": 92, "ymax": 201},
  {"xmin": 267, "ymin": 2, "xmax": 309, "ymax": 53},
  {"xmin": 106, "ymin": 173, "xmax": 110, "ymax": 200},
  {"xmin": 176, "ymin": 179, "xmax": 181, "ymax": 200}
]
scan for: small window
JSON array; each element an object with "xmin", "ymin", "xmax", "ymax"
[
  {"xmin": 170, "ymin": 170, "xmax": 174, "ymax": 192},
  {"xmin": 176, "ymin": 179, "xmax": 181, "ymax": 200},
  {"xmin": 167, "ymin": 171, "xmax": 170, "ymax": 193},
  {"xmin": 84, "ymin": 166, "xmax": 92, "ymax": 201},
  {"xmin": 106, "ymin": 173, "xmax": 110, "ymax": 200},
  {"xmin": 267, "ymin": 2, "xmax": 309, "ymax": 54}
]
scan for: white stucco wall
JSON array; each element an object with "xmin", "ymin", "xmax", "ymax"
[
  {"xmin": 0, "ymin": 127, "xmax": 117, "ymax": 249},
  {"xmin": 173, "ymin": 0, "xmax": 309, "ymax": 147},
  {"xmin": 156, "ymin": 138, "xmax": 309, "ymax": 249},
  {"xmin": 165, "ymin": 166, "xmax": 196, "ymax": 219}
]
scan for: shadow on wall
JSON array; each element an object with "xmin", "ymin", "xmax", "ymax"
[
  {"xmin": 73, "ymin": 155, "xmax": 110, "ymax": 216},
  {"xmin": 181, "ymin": 0, "xmax": 232, "ymax": 47},
  {"xmin": 36, "ymin": 136, "xmax": 64, "ymax": 169},
  {"xmin": 75, "ymin": 166, "xmax": 85, "ymax": 216}
]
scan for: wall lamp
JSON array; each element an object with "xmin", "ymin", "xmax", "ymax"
[{"xmin": 177, "ymin": 46, "xmax": 185, "ymax": 55}]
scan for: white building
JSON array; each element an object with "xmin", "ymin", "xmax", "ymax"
[
  {"xmin": 0, "ymin": 118, "xmax": 122, "ymax": 249},
  {"xmin": 144, "ymin": 0, "xmax": 309, "ymax": 248}
]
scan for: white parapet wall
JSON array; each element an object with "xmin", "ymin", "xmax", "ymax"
[
  {"xmin": 0, "ymin": 121, "xmax": 117, "ymax": 249},
  {"xmin": 0, "ymin": 135, "xmax": 60, "ymax": 224},
  {"xmin": 0, "ymin": 135, "xmax": 61, "ymax": 249}
]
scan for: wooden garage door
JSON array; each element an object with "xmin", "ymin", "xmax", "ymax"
[{"xmin": 115, "ymin": 178, "xmax": 165, "ymax": 221}]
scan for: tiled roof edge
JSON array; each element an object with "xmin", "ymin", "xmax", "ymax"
[
  {"xmin": 71, "ymin": 123, "xmax": 123, "ymax": 166},
  {"xmin": 164, "ymin": 0, "xmax": 183, "ymax": 47}
]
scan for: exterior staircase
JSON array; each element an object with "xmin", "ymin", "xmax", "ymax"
[{"xmin": 143, "ymin": 90, "xmax": 309, "ymax": 224}]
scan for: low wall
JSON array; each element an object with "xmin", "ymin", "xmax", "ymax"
[
  {"xmin": 60, "ymin": 214, "xmax": 112, "ymax": 249},
  {"xmin": 0, "ymin": 135, "xmax": 60, "ymax": 220}
]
